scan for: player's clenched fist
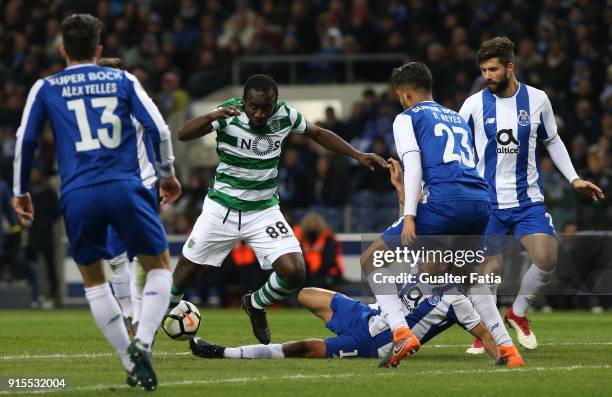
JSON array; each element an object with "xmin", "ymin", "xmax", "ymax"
[{"xmin": 213, "ymin": 106, "xmax": 241, "ymax": 120}]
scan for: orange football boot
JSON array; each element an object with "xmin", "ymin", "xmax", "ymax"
[
  {"xmin": 496, "ymin": 344, "xmax": 525, "ymax": 367},
  {"xmin": 379, "ymin": 326, "xmax": 421, "ymax": 368}
]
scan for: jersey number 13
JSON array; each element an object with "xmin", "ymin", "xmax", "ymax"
[{"xmin": 67, "ymin": 97, "xmax": 122, "ymax": 152}]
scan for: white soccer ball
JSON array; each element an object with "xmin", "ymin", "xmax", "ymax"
[{"xmin": 162, "ymin": 300, "xmax": 201, "ymax": 340}]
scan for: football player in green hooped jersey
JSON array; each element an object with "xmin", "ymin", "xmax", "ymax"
[{"xmin": 169, "ymin": 74, "xmax": 388, "ymax": 345}]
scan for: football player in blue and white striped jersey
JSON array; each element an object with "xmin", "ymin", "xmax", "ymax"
[
  {"xmin": 96, "ymin": 57, "xmax": 161, "ymax": 339},
  {"xmin": 190, "ymin": 284, "xmax": 500, "ymax": 363},
  {"xmin": 459, "ymin": 37, "xmax": 604, "ymax": 353}
]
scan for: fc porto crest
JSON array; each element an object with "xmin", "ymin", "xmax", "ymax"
[
  {"xmin": 518, "ymin": 110, "xmax": 530, "ymax": 126},
  {"xmin": 427, "ymin": 294, "xmax": 441, "ymax": 305}
]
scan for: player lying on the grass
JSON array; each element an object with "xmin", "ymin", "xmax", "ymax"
[{"xmin": 190, "ymin": 283, "xmax": 505, "ymax": 363}]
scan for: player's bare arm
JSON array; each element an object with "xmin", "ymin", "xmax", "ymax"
[
  {"xmin": 401, "ymin": 215, "xmax": 416, "ymax": 246},
  {"xmin": 541, "ymin": 128, "xmax": 605, "ymax": 202},
  {"xmin": 389, "ymin": 155, "xmax": 419, "ymax": 246},
  {"xmin": 303, "ymin": 122, "xmax": 388, "ymax": 170},
  {"xmin": 388, "ymin": 158, "xmax": 405, "ymax": 215},
  {"xmin": 399, "ymin": 152, "xmax": 421, "ymax": 247},
  {"xmin": 387, "ymin": 157, "xmax": 417, "ymax": 246},
  {"xmin": 469, "ymin": 323, "xmax": 499, "ymax": 360},
  {"xmin": 177, "ymin": 106, "xmax": 241, "ymax": 141}
]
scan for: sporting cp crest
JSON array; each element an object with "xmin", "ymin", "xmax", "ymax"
[
  {"xmin": 188, "ymin": 238, "xmax": 195, "ymax": 249},
  {"xmin": 518, "ymin": 110, "xmax": 530, "ymax": 126},
  {"xmin": 269, "ymin": 119, "xmax": 280, "ymax": 132}
]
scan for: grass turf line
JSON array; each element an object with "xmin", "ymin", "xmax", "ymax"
[{"xmin": 0, "ymin": 309, "xmax": 611, "ymax": 396}]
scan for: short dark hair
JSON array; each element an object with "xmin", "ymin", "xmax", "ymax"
[
  {"xmin": 60, "ymin": 14, "xmax": 102, "ymax": 61},
  {"xmin": 390, "ymin": 62, "xmax": 433, "ymax": 92},
  {"xmin": 243, "ymin": 74, "xmax": 278, "ymax": 98},
  {"xmin": 476, "ymin": 36, "xmax": 515, "ymax": 65},
  {"xmin": 96, "ymin": 57, "xmax": 124, "ymax": 69}
]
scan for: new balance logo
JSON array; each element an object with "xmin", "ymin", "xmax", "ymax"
[
  {"xmin": 485, "ymin": 118, "xmax": 496, "ymax": 124},
  {"xmin": 107, "ymin": 314, "xmax": 121, "ymax": 325}
]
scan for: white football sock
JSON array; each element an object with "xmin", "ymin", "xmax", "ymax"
[
  {"xmin": 489, "ymin": 283, "xmax": 499, "ymax": 305},
  {"xmin": 136, "ymin": 269, "xmax": 172, "ymax": 347},
  {"xmin": 130, "ymin": 259, "xmax": 145, "ymax": 324},
  {"xmin": 513, "ymin": 264, "xmax": 554, "ymax": 316},
  {"xmin": 224, "ymin": 344, "xmax": 285, "ymax": 359},
  {"xmin": 108, "ymin": 253, "xmax": 133, "ymax": 319},
  {"xmin": 469, "ymin": 285, "xmax": 512, "ymax": 347},
  {"xmin": 85, "ymin": 284, "xmax": 134, "ymax": 371},
  {"xmin": 367, "ymin": 270, "xmax": 408, "ymax": 330}
]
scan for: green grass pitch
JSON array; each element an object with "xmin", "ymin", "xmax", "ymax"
[{"xmin": 0, "ymin": 308, "xmax": 611, "ymax": 396}]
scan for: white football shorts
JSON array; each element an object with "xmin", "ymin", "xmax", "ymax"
[{"xmin": 182, "ymin": 196, "xmax": 302, "ymax": 269}]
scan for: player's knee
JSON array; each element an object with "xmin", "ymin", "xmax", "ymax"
[
  {"xmin": 359, "ymin": 252, "xmax": 371, "ymax": 270},
  {"xmin": 138, "ymin": 249, "xmax": 172, "ymax": 272},
  {"xmin": 276, "ymin": 255, "xmax": 305, "ymax": 286},
  {"xmin": 78, "ymin": 261, "xmax": 107, "ymax": 287},
  {"xmin": 297, "ymin": 288, "xmax": 316, "ymax": 306},
  {"xmin": 532, "ymin": 251, "xmax": 557, "ymax": 272},
  {"xmin": 360, "ymin": 238, "xmax": 389, "ymax": 273},
  {"xmin": 481, "ymin": 255, "xmax": 503, "ymax": 275}
]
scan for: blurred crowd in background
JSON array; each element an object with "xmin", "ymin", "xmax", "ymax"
[{"xmin": 0, "ymin": 0, "xmax": 610, "ymax": 308}]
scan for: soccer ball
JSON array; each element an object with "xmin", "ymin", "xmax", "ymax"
[{"xmin": 162, "ymin": 300, "xmax": 201, "ymax": 340}]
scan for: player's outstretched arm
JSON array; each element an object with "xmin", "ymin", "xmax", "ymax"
[
  {"xmin": 177, "ymin": 106, "xmax": 241, "ymax": 141},
  {"xmin": 388, "ymin": 158, "xmax": 405, "ymax": 216},
  {"xmin": 543, "ymin": 135, "xmax": 605, "ymax": 201},
  {"xmin": 469, "ymin": 323, "xmax": 500, "ymax": 360},
  {"xmin": 539, "ymin": 96, "xmax": 605, "ymax": 201},
  {"xmin": 303, "ymin": 123, "xmax": 388, "ymax": 170}
]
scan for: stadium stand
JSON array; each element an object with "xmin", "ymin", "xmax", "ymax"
[{"xmin": 0, "ymin": 0, "xmax": 610, "ymax": 307}]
